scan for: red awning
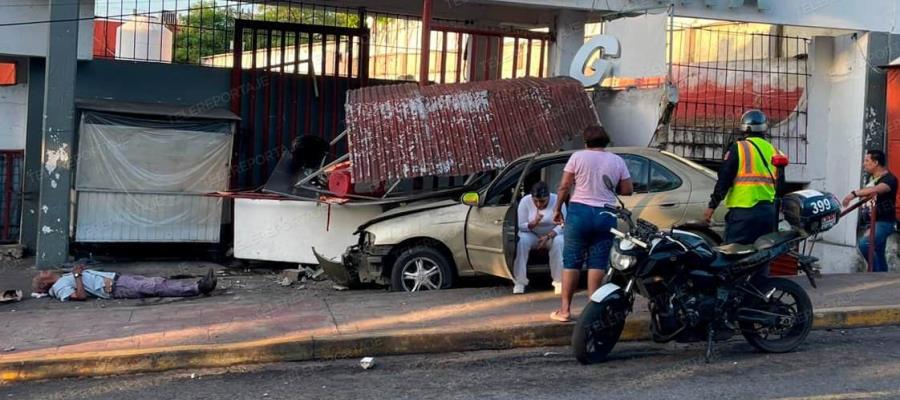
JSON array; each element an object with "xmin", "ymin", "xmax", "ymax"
[{"xmin": 345, "ymin": 77, "xmax": 599, "ymax": 183}]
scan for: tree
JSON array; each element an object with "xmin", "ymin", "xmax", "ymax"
[
  {"xmin": 173, "ymin": 0, "xmax": 362, "ymax": 64},
  {"xmin": 173, "ymin": 0, "xmax": 236, "ymax": 64}
]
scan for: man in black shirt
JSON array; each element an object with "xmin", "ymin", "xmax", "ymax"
[{"xmin": 842, "ymin": 149, "xmax": 898, "ymax": 272}]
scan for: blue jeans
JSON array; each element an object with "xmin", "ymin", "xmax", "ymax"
[
  {"xmin": 563, "ymin": 202, "xmax": 617, "ymax": 270},
  {"xmin": 858, "ymin": 221, "xmax": 896, "ymax": 273}
]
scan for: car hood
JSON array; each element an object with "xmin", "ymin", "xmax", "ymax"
[{"xmin": 356, "ymin": 199, "xmax": 461, "ymax": 232}]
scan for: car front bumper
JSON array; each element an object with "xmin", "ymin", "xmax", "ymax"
[{"xmin": 314, "ymin": 244, "xmax": 393, "ymax": 287}]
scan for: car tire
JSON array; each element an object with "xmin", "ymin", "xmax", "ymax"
[{"xmin": 390, "ymin": 245, "xmax": 454, "ymax": 292}]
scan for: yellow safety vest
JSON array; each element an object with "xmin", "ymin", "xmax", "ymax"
[{"xmin": 724, "ymin": 137, "xmax": 780, "ymax": 209}]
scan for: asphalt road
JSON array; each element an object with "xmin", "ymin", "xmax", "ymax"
[{"xmin": 5, "ymin": 326, "xmax": 900, "ymax": 400}]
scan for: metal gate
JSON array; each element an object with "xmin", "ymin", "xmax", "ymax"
[
  {"xmin": 0, "ymin": 150, "xmax": 23, "ymax": 243},
  {"xmin": 429, "ymin": 24, "xmax": 552, "ymax": 83},
  {"xmin": 229, "ymin": 18, "xmax": 370, "ymax": 189},
  {"xmin": 665, "ymin": 26, "xmax": 810, "ymax": 165}
]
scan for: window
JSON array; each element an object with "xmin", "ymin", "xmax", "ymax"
[
  {"xmin": 483, "ymin": 157, "xmax": 568, "ymax": 206},
  {"xmin": 649, "ymin": 161, "xmax": 682, "ymax": 192},
  {"xmin": 621, "ymin": 155, "xmax": 649, "ymax": 193}
]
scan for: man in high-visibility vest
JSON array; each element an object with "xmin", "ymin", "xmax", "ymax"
[{"xmin": 704, "ymin": 109, "xmax": 783, "ymax": 245}]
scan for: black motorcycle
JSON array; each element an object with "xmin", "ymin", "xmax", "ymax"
[{"xmin": 572, "ymin": 177, "xmax": 841, "ymax": 364}]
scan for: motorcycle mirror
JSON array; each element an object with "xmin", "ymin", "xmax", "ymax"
[
  {"xmin": 603, "ymin": 175, "xmax": 615, "ymax": 191},
  {"xmin": 603, "ymin": 175, "xmax": 628, "ymax": 211}
]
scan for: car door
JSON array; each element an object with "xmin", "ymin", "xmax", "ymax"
[
  {"xmin": 464, "ymin": 158, "xmax": 534, "ymax": 280},
  {"xmin": 617, "ymin": 153, "xmax": 690, "ymax": 230}
]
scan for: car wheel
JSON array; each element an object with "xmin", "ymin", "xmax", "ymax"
[{"xmin": 390, "ymin": 245, "xmax": 454, "ymax": 292}]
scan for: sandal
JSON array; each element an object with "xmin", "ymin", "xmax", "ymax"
[{"xmin": 550, "ymin": 310, "xmax": 572, "ymax": 323}]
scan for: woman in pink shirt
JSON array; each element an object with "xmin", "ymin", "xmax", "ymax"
[{"xmin": 551, "ymin": 126, "xmax": 633, "ymax": 322}]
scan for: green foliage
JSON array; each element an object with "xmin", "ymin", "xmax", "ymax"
[{"xmin": 173, "ymin": 1, "xmax": 362, "ymax": 64}]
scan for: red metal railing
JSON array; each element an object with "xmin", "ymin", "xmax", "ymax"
[{"xmin": 0, "ymin": 151, "xmax": 23, "ymax": 243}]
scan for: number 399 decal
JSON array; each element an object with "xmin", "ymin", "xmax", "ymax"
[{"xmin": 811, "ymin": 199, "xmax": 832, "ymax": 215}]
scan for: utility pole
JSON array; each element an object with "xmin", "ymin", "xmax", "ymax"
[{"xmin": 36, "ymin": 0, "xmax": 80, "ymax": 267}]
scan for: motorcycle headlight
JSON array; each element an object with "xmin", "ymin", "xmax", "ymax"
[{"xmin": 610, "ymin": 245, "xmax": 637, "ymax": 271}]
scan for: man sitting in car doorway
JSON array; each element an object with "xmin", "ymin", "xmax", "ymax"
[{"xmin": 514, "ymin": 182, "xmax": 566, "ymax": 294}]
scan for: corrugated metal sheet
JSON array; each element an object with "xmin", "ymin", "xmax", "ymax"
[
  {"xmin": 75, "ymin": 192, "xmax": 223, "ymax": 243},
  {"xmin": 345, "ymin": 77, "xmax": 599, "ymax": 183}
]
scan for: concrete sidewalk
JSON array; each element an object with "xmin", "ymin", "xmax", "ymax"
[{"xmin": 2, "ymin": 269, "xmax": 900, "ymax": 382}]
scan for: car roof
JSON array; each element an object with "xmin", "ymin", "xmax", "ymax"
[{"xmin": 520, "ymin": 146, "xmax": 665, "ymax": 162}]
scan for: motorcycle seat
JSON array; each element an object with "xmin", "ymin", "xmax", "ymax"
[
  {"xmin": 714, "ymin": 243, "xmax": 757, "ymax": 256},
  {"xmin": 754, "ymin": 230, "xmax": 800, "ymax": 250}
]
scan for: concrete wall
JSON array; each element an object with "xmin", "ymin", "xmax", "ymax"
[
  {"xmin": 603, "ymin": 13, "xmax": 667, "ymax": 79},
  {"xmin": 0, "ymin": 0, "xmax": 94, "ymax": 60},
  {"xmin": 20, "ymin": 58, "xmax": 232, "ymax": 251},
  {"xmin": 0, "ymin": 84, "xmax": 28, "ymax": 149},
  {"xmin": 803, "ymin": 33, "xmax": 870, "ymax": 273},
  {"xmin": 594, "ymin": 87, "xmax": 665, "ymax": 147},
  {"xmin": 75, "ymin": 59, "xmax": 232, "ymax": 106}
]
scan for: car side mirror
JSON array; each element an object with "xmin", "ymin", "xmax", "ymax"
[{"xmin": 461, "ymin": 192, "xmax": 481, "ymax": 207}]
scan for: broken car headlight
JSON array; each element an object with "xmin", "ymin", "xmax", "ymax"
[{"xmin": 360, "ymin": 231, "xmax": 376, "ymax": 248}]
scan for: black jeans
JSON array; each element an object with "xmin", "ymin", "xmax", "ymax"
[
  {"xmin": 724, "ymin": 202, "xmax": 777, "ymax": 245},
  {"xmin": 725, "ymin": 202, "xmax": 777, "ymax": 278}
]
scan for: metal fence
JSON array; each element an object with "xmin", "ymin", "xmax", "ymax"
[
  {"xmin": 666, "ymin": 25, "xmax": 810, "ymax": 165},
  {"xmin": 0, "ymin": 151, "xmax": 24, "ymax": 243},
  {"xmin": 93, "ymin": 0, "xmax": 550, "ymax": 83}
]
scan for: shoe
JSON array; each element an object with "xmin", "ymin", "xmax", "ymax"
[
  {"xmin": 551, "ymin": 281, "xmax": 562, "ymax": 295},
  {"xmin": 550, "ymin": 310, "xmax": 572, "ymax": 323},
  {"xmin": 513, "ymin": 284, "xmax": 525, "ymax": 294},
  {"xmin": 198, "ymin": 268, "xmax": 217, "ymax": 295}
]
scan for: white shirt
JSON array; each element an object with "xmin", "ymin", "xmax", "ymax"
[{"xmin": 518, "ymin": 194, "xmax": 566, "ymax": 237}]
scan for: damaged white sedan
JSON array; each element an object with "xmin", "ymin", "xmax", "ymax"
[{"xmin": 317, "ymin": 148, "xmax": 726, "ymax": 292}]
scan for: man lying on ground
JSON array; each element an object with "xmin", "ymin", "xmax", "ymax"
[{"xmin": 32, "ymin": 263, "xmax": 217, "ymax": 301}]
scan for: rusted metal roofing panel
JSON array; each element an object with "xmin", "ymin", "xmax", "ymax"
[{"xmin": 346, "ymin": 77, "xmax": 599, "ymax": 183}]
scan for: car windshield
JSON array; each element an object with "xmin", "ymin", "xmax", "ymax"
[{"xmin": 660, "ymin": 150, "xmax": 717, "ymax": 180}]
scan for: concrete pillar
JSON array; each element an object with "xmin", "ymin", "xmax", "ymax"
[
  {"xmin": 21, "ymin": 58, "xmax": 45, "ymax": 254},
  {"xmin": 35, "ymin": 0, "xmax": 80, "ymax": 268},
  {"xmin": 545, "ymin": 10, "xmax": 587, "ymax": 189},
  {"xmin": 861, "ymin": 32, "xmax": 895, "ymax": 156},
  {"xmin": 548, "ymin": 9, "xmax": 586, "ymax": 77}
]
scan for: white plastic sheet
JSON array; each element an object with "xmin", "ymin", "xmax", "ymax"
[
  {"xmin": 75, "ymin": 112, "xmax": 232, "ymax": 193},
  {"xmin": 74, "ymin": 111, "xmax": 234, "ymax": 242}
]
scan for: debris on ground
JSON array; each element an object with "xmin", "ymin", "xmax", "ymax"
[
  {"xmin": 301, "ymin": 266, "xmax": 326, "ymax": 281},
  {"xmin": 332, "ymin": 284, "xmax": 349, "ymax": 291},
  {"xmin": 359, "ymin": 357, "xmax": 376, "ymax": 370},
  {"xmin": 279, "ymin": 269, "xmax": 302, "ymax": 286},
  {"xmin": 30, "ymin": 292, "xmax": 47, "ymax": 299},
  {"xmin": 0, "ymin": 290, "xmax": 22, "ymax": 303}
]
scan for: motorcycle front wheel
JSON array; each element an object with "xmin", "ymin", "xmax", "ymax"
[
  {"xmin": 739, "ymin": 277, "xmax": 813, "ymax": 353},
  {"xmin": 572, "ymin": 301, "xmax": 626, "ymax": 364}
]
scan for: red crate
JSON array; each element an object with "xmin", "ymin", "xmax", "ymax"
[{"xmin": 771, "ymin": 254, "xmax": 798, "ymax": 276}]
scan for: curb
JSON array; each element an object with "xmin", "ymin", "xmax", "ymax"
[{"xmin": 3, "ymin": 305, "xmax": 900, "ymax": 383}]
